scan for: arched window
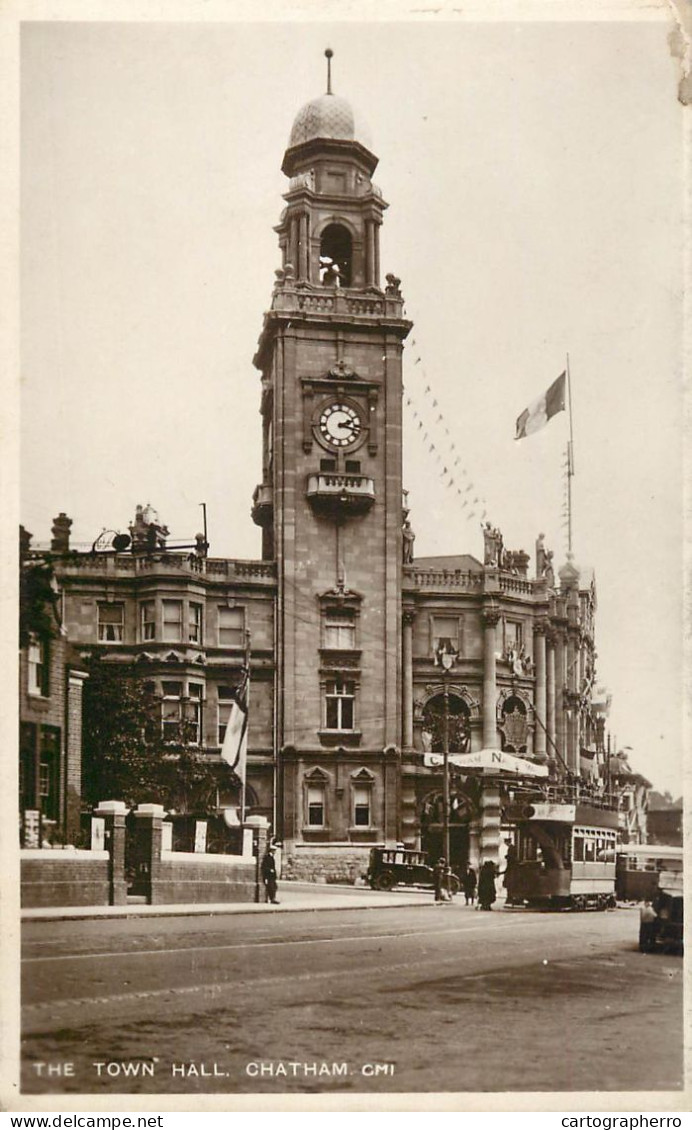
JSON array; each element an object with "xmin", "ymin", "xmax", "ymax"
[
  {"xmin": 421, "ymin": 695, "xmax": 471, "ymax": 754},
  {"xmin": 320, "ymin": 224, "xmax": 352, "ymax": 287}
]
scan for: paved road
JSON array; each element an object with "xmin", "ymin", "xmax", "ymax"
[{"xmin": 21, "ymin": 903, "xmax": 683, "ymax": 1095}]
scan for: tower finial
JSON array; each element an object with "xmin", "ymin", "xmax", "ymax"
[{"xmin": 325, "ymin": 48, "xmax": 333, "ymax": 95}]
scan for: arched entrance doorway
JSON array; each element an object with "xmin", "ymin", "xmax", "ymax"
[{"xmin": 419, "ymin": 786, "xmax": 479, "ymax": 876}]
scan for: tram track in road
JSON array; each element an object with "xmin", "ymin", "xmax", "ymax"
[
  {"xmin": 21, "ymin": 905, "xmax": 681, "ymax": 1094},
  {"xmin": 22, "ymin": 907, "xmax": 637, "ymax": 1029},
  {"xmin": 21, "ymin": 913, "xmax": 551, "ymax": 965}
]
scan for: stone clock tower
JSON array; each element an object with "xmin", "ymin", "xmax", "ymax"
[{"xmin": 252, "ymin": 58, "xmax": 412, "ymax": 870}]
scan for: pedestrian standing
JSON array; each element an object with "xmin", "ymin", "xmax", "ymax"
[
  {"xmin": 463, "ymin": 863, "xmax": 477, "ymax": 906},
  {"xmin": 639, "ymin": 900, "xmax": 658, "ymax": 952},
  {"xmin": 261, "ymin": 845, "xmax": 280, "ymax": 904},
  {"xmin": 433, "ymin": 856, "xmax": 448, "ymax": 903},
  {"xmin": 478, "ymin": 860, "xmax": 497, "ymax": 911}
]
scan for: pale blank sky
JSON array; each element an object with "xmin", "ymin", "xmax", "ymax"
[{"xmin": 20, "ymin": 17, "xmax": 684, "ymax": 794}]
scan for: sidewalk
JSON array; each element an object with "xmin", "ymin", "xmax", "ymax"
[{"xmin": 21, "ymin": 880, "xmax": 441, "ymax": 922}]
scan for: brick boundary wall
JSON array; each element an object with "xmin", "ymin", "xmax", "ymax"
[
  {"xmin": 21, "ymin": 849, "xmax": 110, "ymax": 908},
  {"xmin": 155, "ymin": 851, "xmax": 257, "ymax": 904},
  {"xmin": 282, "ymin": 845, "xmax": 378, "ymax": 884}
]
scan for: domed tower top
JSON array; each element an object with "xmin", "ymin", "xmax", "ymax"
[
  {"xmin": 281, "ymin": 50, "xmax": 378, "ymax": 177},
  {"xmin": 288, "ymin": 94, "xmax": 373, "ymax": 152}
]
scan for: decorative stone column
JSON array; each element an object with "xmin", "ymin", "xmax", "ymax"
[
  {"xmin": 402, "ymin": 606, "xmax": 415, "ymax": 749},
  {"xmin": 554, "ymin": 628, "xmax": 567, "ymax": 767},
  {"xmin": 373, "ymin": 221, "xmax": 380, "ymax": 288},
  {"xmin": 366, "ymin": 221, "xmax": 375, "ymax": 287},
  {"xmin": 383, "ymin": 745, "xmax": 400, "ymax": 844},
  {"xmin": 565, "ymin": 629, "xmax": 579, "ymax": 771},
  {"xmin": 480, "ymin": 783, "xmax": 501, "ymax": 868},
  {"xmin": 299, "ymin": 213, "xmax": 309, "ymax": 281},
  {"xmin": 533, "ymin": 621, "xmax": 547, "ymax": 760},
  {"xmin": 93, "ymin": 800, "xmax": 128, "ymax": 906},
  {"xmin": 482, "ymin": 608, "xmax": 500, "ymax": 748},
  {"xmin": 546, "ymin": 632, "xmax": 556, "ymax": 765}
]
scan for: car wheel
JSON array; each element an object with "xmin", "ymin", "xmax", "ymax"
[{"xmin": 374, "ymin": 871, "xmax": 396, "ymax": 891}]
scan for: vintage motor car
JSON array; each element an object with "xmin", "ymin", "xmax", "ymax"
[
  {"xmin": 639, "ymin": 869, "xmax": 683, "ymax": 954},
  {"xmin": 365, "ymin": 847, "xmax": 460, "ymax": 893}
]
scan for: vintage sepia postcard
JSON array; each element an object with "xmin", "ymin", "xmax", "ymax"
[{"xmin": 3, "ymin": 0, "xmax": 689, "ymax": 1115}]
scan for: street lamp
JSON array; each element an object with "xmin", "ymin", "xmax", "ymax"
[{"xmin": 438, "ymin": 646, "xmax": 457, "ymax": 879}]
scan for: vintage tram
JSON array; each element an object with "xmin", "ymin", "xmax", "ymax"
[{"xmin": 505, "ymin": 787, "xmax": 618, "ymax": 910}]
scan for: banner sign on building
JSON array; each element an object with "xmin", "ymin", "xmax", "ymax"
[{"xmin": 423, "ymin": 748, "xmax": 549, "ymax": 777}]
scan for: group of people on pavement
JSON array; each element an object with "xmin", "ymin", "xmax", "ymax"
[
  {"xmin": 433, "ymin": 856, "xmax": 498, "ymax": 910},
  {"xmin": 264, "ymin": 837, "xmax": 504, "ymax": 911}
]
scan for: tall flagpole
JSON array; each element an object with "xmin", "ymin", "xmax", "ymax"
[
  {"xmin": 241, "ymin": 629, "xmax": 251, "ymax": 824},
  {"xmin": 566, "ymin": 353, "xmax": 575, "ymax": 555}
]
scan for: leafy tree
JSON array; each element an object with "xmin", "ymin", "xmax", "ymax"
[
  {"xmin": 19, "ymin": 559, "xmax": 61, "ymax": 648},
  {"xmin": 81, "ymin": 651, "xmax": 234, "ymax": 812}
]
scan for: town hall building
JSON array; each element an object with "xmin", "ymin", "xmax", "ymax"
[{"xmin": 21, "ymin": 74, "xmax": 608, "ymax": 880}]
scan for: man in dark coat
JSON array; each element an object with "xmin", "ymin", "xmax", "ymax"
[
  {"xmin": 462, "ymin": 863, "xmax": 477, "ymax": 905},
  {"xmin": 261, "ymin": 846, "xmax": 279, "ymax": 904},
  {"xmin": 478, "ymin": 860, "xmax": 497, "ymax": 910}
]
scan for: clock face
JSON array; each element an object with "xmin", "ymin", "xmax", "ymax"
[{"xmin": 318, "ymin": 402, "xmax": 362, "ymax": 449}]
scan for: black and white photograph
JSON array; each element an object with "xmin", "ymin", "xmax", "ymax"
[{"xmin": 7, "ymin": 0, "xmax": 687, "ymax": 1112}]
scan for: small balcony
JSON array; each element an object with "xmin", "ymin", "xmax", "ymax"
[
  {"xmin": 251, "ymin": 483, "xmax": 273, "ymax": 528},
  {"xmin": 306, "ymin": 473, "xmax": 375, "ymax": 516}
]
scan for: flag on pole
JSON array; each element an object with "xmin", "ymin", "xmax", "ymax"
[
  {"xmin": 220, "ymin": 664, "xmax": 249, "ymax": 782},
  {"xmin": 515, "ymin": 372, "xmax": 566, "ymax": 440}
]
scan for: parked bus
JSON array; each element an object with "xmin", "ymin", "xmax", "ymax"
[
  {"xmin": 505, "ymin": 785, "xmax": 618, "ymax": 910},
  {"xmin": 616, "ymin": 844, "xmax": 683, "ymax": 902}
]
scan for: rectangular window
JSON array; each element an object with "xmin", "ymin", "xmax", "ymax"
[
  {"xmin": 188, "ymin": 602, "xmax": 203, "ymax": 644},
  {"xmin": 185, "ymin": 683, "xmax": 203, "ymax": 744},
  {"xmin": 98, "ymin": 602, "xmax": 124, "ymax": 643},
  {"xmin": 432, "ymin": 616, "xmax": 459, "ymax": 656},
  {"xmin": 161, "ymin": 681, "xmax": 183, "ymax": 741},
  {"xmin": 39, "ymin": 727, "xmax": 60, "ymax": 820},
  {"xmin": 345, "ymin": 460, "xmax": 361, "ymax": 474},
  {"xmin": 505, "ymin": 621, "xmax": 523, "ymax": 648},
  {"xmin": 218, "ymin": 607, "xmax": 245, "ymax": 648},
  {"xmin": 140, "ymin": 601, "xmax": 156, "ymax": 642},
  {"xmin": 27, "ymin": 636, "xmax": 47, "ymax": 696},
  {"xmin": 162, "ymin": 601, "xmax": 183, "ymax": 643},
  {"xmin": 217, "ymin": 685, "xmax": 235, "ymax": 745},
  {"xmin": 353, "ymin": 785, "xmax": 371, "ymax": 827},
  {"xmin": 325, "ymin": 678, "xmax": 355, "ymax": 731},
  {"xmin": 307, "ymin": 785, "xmax": 325, "ymax": 827},
  {"xmin": 324, "ymin": 609, "xmax": 356, "ymax": 650},
  {"xmin": 320, "ymin": 458, "xmax": 337, "ymax": 472},
  {"xmin": 39, "ymin": 762, "xmax": 50, "ymax": 797}
]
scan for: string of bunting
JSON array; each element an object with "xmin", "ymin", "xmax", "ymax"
[{"xmin": 403, "ymin": 336, "xmax": 489, "ymax": 524}]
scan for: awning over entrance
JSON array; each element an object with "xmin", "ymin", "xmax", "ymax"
[{"xmin": 423, "ymin": 748, "xmax": 549, "ymax": 778}]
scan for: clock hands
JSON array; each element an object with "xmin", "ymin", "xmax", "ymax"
[{"xmin": 335, "ymin": 418, "xmax": 361, "ymax": 435}]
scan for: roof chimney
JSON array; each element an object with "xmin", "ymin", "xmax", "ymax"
[{"xmin": 51, "ymin": 513, "xmax": 72, "ymax": 553}]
